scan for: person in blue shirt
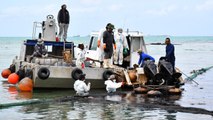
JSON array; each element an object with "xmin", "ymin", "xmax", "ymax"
[
  {"xmin": 165, "ymin": 37, "xmax": 175, "ymax": 68},
  {"xmin": 137, "ymin": 49, "xmax": 155, "ymax": 67}
]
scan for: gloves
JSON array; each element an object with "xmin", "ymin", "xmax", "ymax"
[
  {"xmin": 114, "ymin": 44, "xmax": 116, "ymax": 50},
  {"xmin": 97, "ymin": 40, "xmax": 101, "ymax": 47},
  {"xmin": 103, "ymin": 43, "xmax": 106, "ymax": 49}
]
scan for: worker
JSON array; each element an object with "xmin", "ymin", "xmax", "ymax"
[
  {"xmin": 97, "ymin": 23, "xmax": 113, "ymax": 68},
  {"xmin": 76, "ymin": 43, "xmax": 86, "ymax": 68},
  {"xmin": 29, "ymin": 39, "xmax": 48, "ymax": 62},
  {"xmin": 57, "ymin": 4, "xmax": 70, "ymax": 42},
  {"xmin": 113, "ymin": 28, "xmax": 128, "ymax": 65},
  {"xmin": 103, "ymin": 23, "xmax": 116, "ymax": 68},
  {"xmin": 165, "ymin": 37, "xmax": 175, "ymax": 69},
  {"xmin": 137, "ymin": 49, "xmax": 155, "ymax": 67},
  {"xmin": 104, "ymin": 75, "xmax": 123, "ymax": 93},
  {"xmin": 74, "ymin": 74, "xmax": 91, "ymax": 96}
]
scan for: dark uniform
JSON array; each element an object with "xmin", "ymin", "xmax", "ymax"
[
  {"xmin": 166, "ymin": 43, "xmax": 175, "ymax": 68},
  {"xmin": 103, "ymin": 30, "xmax": 115, "ymax": 59},
  {"xmin": 57, "ymin": 8, "xmax": 70, "ymax": 24}
]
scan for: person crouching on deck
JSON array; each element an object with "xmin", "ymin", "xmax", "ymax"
[
  {"xmin": 74, "ymin": 74, "xmax": 91, "ymax": 96},
  {"xmin": 29, "ymin": 39, "xmax": 48, "ymax": 62},
  {"xmin": 137, "ymin": 49, "xmax": 155, "ymax": 67}
]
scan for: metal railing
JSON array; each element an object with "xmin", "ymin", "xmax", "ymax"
[{"xmin": 32, "ymin": 22, "xmax": 42, "ymax": 39}]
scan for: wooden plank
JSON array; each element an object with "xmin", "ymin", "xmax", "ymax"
[{"xmin": 123, "ymin": 70, "xmax": 132, "ymax": 85}]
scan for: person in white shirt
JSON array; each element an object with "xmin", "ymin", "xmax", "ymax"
[
  {"xmin": 76, "ymin": 44, "xmax": 86, "ymax": 68},
  {"xmin": 104, "ymin": 75, "xmax": 123, "ymax": 93},
  {"xmin": 74, "ymin": 74, "xmax": 91, "ymax": 96}
]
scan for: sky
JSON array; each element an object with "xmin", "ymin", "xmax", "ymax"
[{"xmin": 0, "ymin": 0, "xmax": 213, "ymax": 37}]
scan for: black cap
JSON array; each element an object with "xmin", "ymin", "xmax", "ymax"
[
  {"xmin": 79, "ymin": 74, "xmax": 86, "ymax": 80},
  {"xmin": 61, "ymin": 4, "xmax": 67, "ymax": 9}
]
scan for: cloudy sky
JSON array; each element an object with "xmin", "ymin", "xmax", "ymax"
[{"xmin": 0, "ymin": 0, "xmax": 212, "ymax": 36}]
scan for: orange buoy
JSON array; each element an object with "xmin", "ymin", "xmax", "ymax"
[
  {"xmin": 169, "ymin": 88, "xmax": 182, "ymax": 95},
  {"xmin": 1, "ymin": 69, "xmax": 11, "ymax": 78},
  {"xmin": 134, "ymin": 87, "xmax": 148, "ymax": 94},
  {"xmin": 147, "ymin": 90, "xmax": 162, "ymax": 97},
  {"xmin": 17, "ymin": 77, "xmax": 33, "ymax": 92},
  {"xmin": 8, "ymin": 73, "xmax": 19, "ymax": 84}
]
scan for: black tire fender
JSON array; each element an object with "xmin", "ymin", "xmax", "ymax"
[
  {"xmin": 71, "ymin": 68, "xmax": 83, "ymax": 80},
  {"xmin": 16, "ymin": 68, "xmax": 25, "ymax": 81},
  {"xmin": 102, "ymin": 70, "xmax": 114, "ymax": 80},
  {"xmin": 9, "ymin": 64, "xmax": 16, "ymax": 73},
  {"xmin": 37, "ymin": 67, "xmax": 50, "ymax": 80}
]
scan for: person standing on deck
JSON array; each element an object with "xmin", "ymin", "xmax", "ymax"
[
  {"xmin": 137, "ymin": 49, "xmax": 155, "ymax": 67},
  {"xmin": 76, "ymin": 44, "xmax": 86, "ymax": 68},
  {"xmin": 103, "ymin": 23, "xmax": 116, "ymax": 68},
  {"xmin": 113, "ymin": 28, "xmax": 128, "ymax": 65},
  {"xmin": 165, "ymin": 37, "xmax": 175, "ymax": 69},
  {"xmin": 97, "ymin": 23, "xmax": 113, "ymax": 68},
  {"xmin": 57, "ymin": 4, "xmax": 70, "ymax": 42}
]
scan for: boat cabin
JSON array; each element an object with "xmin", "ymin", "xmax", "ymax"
[
  {"xmin": 19, "ymin": 40, "xmax": 74, "ymax": 65},
  {"xmin": 86, "ymin": 31, "xmax": 147, "ymax": 68}
]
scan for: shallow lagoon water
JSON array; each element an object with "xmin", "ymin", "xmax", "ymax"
[{"xmin": 0, "ymin": 36, "xmax": 213, "ymax": 119}]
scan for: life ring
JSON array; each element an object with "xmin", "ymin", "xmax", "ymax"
[
  {"xmin": 147, "ymin": 90, "xmax": 162, "ymax": 97},
  {"xmin": 134, "ymin": 87, "xmax": 148, "ymax": 94},
  {"xmin": 37, "ymin": 67, "xmax": 50, "ymax": 80},
  {"xmin": 102, "ymin": 70, "xmax": 114, "ymax": 80},
  {"xmin": 71, "ymin": 68, "xmax": 83, "ymax": 80}
]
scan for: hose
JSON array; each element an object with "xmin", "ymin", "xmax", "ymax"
[
  {"xmin": 0, "ymin": 99, "xmax": 43, "ymax": 108},
  {"xmin": 182, "ymin": 66, "xmax": 213, "ymax": 85}
]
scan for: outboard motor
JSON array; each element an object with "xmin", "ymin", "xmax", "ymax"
[
  {"xmin": 158, "ymin": 57, "xmax": 182, "ymax": 86},
  {"xmin": 42, "ymin": 15, "xmax": 57, "ymax": 41},
  {"xmin": 143, "ymin": 60, "xmax": 163, "ymax": 85}
]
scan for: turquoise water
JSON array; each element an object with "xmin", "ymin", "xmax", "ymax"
[{"xmin": 0, "ymin": 36, "xmax": 213, "ymax": 119}]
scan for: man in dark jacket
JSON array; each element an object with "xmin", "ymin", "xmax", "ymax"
[
  {"xmin": 103, "ymin": 23, "xmax": 116, "ymax": 68},
  {"xmin": 57, "ymin": 4, "xmax": 70, "ymax": 42},
  {"xmin": 165, "ymin": 37, "xmax": 175, "ymax": 68}
]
